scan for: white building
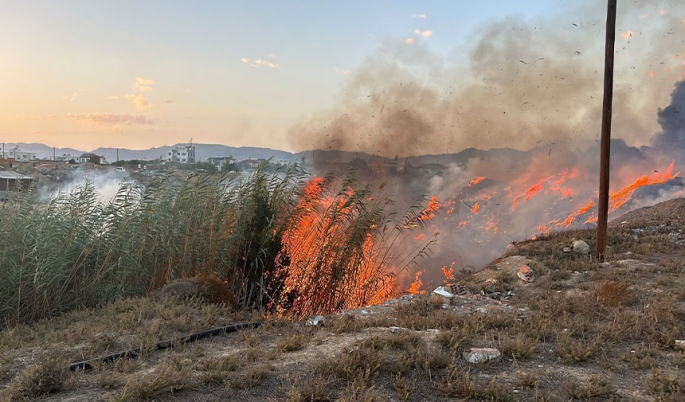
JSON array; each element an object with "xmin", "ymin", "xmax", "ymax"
[
  {"xmin": 0, "ymin": 146, "xmax": 36, "ymax": 162},
  {"xmin": 166, "ymin": 145, "xmax": 196, "ymax": 164}
]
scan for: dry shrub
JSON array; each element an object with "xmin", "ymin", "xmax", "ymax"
[
  {"xmin": 591, "ymin": 280, "xmax": 630, "ymax": 307},
  {"xmin": 563, "ymin": 375, "xmax": 617, "ymax": 400},
  {"xmin": 499, "ymin": 333, "xmax": 537, "ymax": 360},
  {"xmin": 154, "ymin": 276, "xmax": 237, "ymax": 307},
  {"xmin": 118, "ymin": 363, "xmax": 192, "ymax": 400},
  {"xmin": 3, "ymin": 354, "xmax": 68, "ymax": 400},
  {"xmin": 439, "ymin": 369, "xmax": 514, "ymax": 401},
  {"xmin": 284, "ymin": 374, "xmax": 332, "ymax": 402}
]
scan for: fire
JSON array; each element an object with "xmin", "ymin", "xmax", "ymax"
[
  {"xmin": 415, "ymin": 233, "xmax": 425, "ymax": 240},
  {"xmin": 276, "ymin": 177, "xmax": 401, "ymax": 317},
  {"xmin": 420, "ymin": 196, "xmax": 442, "ymax": 221},
  {"xmin": 442, "ymin": 262, "xmax": 455, "ymax": 281},
  {"xmin": 609, "ymin": 162, "xmax": 678, "ymax": 211},
  {"xmin": 558, "ymin": 200, "xmax": 596, "ymax": 227},
  {"xmin": 471, "ymin": 202, "xmax": 480, "ymax": 214},
  {"xmin": 407, "ymin": 271, "xmax": 425, "ymax": 294},
  {"xmin": 468, "ymin": 176, "xmax": 485, "ymax": 186}
]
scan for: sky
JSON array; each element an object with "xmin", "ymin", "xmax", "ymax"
[{"xmin": 1, "ymin": 1, "xmax": 683, "ymax": 154}]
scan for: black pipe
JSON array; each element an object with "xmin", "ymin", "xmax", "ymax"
[{"xmin": 70, "ymin": 321, "xmax": 262, "ymax": 371}]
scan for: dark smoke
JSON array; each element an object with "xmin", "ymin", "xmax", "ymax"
[
  {"xmin": 654, "ymin": 79, "xmax": 685, "ymax": 152},
  {"xmin": 289, "ymin": 0, "xmax": 685, "ymax": 158},
  {"xmin": 287, "ymin": 1, "xmax": 685, "ymax": 288}
]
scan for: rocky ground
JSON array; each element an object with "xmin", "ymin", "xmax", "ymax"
[{"xmin": 0, "ymin": 199, "xmax": 684, "ymax": 401}]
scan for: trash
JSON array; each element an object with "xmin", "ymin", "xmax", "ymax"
[
  {"xmin": 306, "ymin": 315, "xmax": 325, "ymax": 326},
  {"xmin": 517, "ymin": 265, "xmax": 535, "ymax": 283},
  {"xmin": 432, "ymin": 286, "xmax": 454, "ymax": 304}
]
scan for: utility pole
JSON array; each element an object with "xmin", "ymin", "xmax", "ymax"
[
  {"xmin": 53, "ymin": 146, "xmax": 56, "ymax": 161},
  {"xmin": 596, "ymin": 0, "xmax": 618, "ymax": 262}
]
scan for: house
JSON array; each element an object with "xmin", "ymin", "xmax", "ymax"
[
  {"xmin": 0, "ymin": 171, "xmax": 33, "ymax": 200},
  {"xmin": 206, "ymin": 156, "xmax": 235, "ymax": 170},
  {"xmin": 166, "ymin": 145, "xmax": 196, "ymax": 164},
  {"xmin": 78, "ymin": 153, "xmax": 107, "ymax": 164},
  {"xmin": 0, "ymin": 146, "xmax": 36, "ymax": 162}
]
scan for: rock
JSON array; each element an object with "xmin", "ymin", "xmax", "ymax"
[
  {"xmin": 463, "ymin": 348, "xmax": 502, "ymax": 364},
  {"xmin": 432, "ymin": 286, "xmax": 454, "ymax": 304},
  {"xmin": 563, "ymin": 246, "xmax": 572, "ymax": 253},
  {"xmin": 517, "ymin": 265, "xmax": 535, "ymax": 283},
  {"xmin": 306, "ymin": 315, "xmax": 325, "ymax": 326},
  {"xmin": 572, "ymin": 240, "xmax": 591, "ymax": 255},
  {"xmin": 675, "ymin": 340, "xmax": 685, "ymax": 351}
]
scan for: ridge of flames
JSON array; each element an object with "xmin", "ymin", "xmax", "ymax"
[{"xmin": 276, "ymin": 161, "xmax": 681, "ymax": 311}]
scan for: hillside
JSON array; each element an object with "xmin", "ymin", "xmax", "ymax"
[{"xmin": 0, "ymin": 199, "xmax": 683, "ymax": 401}]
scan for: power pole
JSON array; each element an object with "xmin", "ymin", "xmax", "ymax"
[{"xmin": 596, "ymin": 0, "xmax": 618, "ymax": 262}]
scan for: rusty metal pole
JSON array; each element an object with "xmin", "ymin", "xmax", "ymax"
[{"xmin": 596, "ymin": 0, "xmax": 618, "ymax": 262}]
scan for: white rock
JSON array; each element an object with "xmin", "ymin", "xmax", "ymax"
[
  {"xmin": 675, "ymin": 340, "xmax": 685, "ymax": 350},
  {"xmin": 572, "ymin": 240, "xmax": 591, "ymax": 255},
  {"xmin": 463, "ymin": 348, "xmax": 502, "ymax": 364}
]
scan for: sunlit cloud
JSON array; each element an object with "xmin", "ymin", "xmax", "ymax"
[
  {"xmin": 134, "ymin": 77, "xmax": 155, "ymax": 92},
  {"xmin": 659, "ymin": 10, "xmax": 668, "ymax": 16},
  {"xmin": 414, "ymin": 29, "xmax": 433, "ymax": 38},
  {"xmin": 335, "ymin": 67, "xmax": 352, "ymax": 75},
  {"xmin": 252, "ymin": 59, "xmax": 281, "ymax": 68},
  {"xmin": 401, "ymin": 38, "xmax": 416, "ymax": 44},
  {"xmin": 107, "ymin": 95, "xmax": 119, "ymax": 100},
  {"xmin": 621, "ymin": 30, "xmax": 632, "ymax": 39},
  {"xmin": 240, "ymin": 57, "xmax": 250, "ymax": 63},
  {"xmin": 410, "ymin": 13, "xmax": 426, "ymax": 19},
  {"xmin": 50, "ymin": 113, "xmax": 154, "ymax": 128},
  {"xmin": 124, "ymin": 94, "xmax": 151, "ymax": 110}
]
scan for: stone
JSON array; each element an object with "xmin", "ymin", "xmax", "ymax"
[
  {"xmin": 517, "ymin": 265, "xmax": 535, "ymax": 283},
  {"xmin": 463, "ymin": 348, "xmax": 501, "ymax": 364},
  {"xmin": 572, "ymin": 240, "xmax": 591, "ymax": 255},
  {"xmin": 675, "ymin": 340, "xmax": 685, "ymax": 351}
]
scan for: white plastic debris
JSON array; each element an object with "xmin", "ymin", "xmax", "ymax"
[
  {"xmin": 432, "ymin": 286, "xmax": 455, "ymax": 304},
  {"xmin": 517, "ymin": 265, "xmax": 535, "ymax": 283},
  {"xmin": 306, "ymin": 315, "xmax": 325, "ymax": 326}
]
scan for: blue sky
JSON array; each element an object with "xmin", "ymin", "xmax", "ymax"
[{"xmin": 1, "ymin": 1, "xmax": 682, "ymax": 153}]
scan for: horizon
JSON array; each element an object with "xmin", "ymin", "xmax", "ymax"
[{"xmin": 1, "ymin": 1, "xmax": 684, "ymax": 156}]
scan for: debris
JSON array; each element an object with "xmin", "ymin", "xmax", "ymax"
[
  {"xmin": 484, "ymin": 278, "xmax": 499, "ymax": 287},
  {"xmin": 306, "ymin": 315, "xmax": 325, "ymax": 327},
  {"xmin": 463, "ymin": 348, "xmax": 502, "ymax": 364},
  {"xmin": 448, "ymin": 282, "xmax": 467, "ymax": 295},
  {"xmin": 563, "ymin": 246, "xmax": 572, "ymax": 253},
  {"xmin": 572, "ymin": 240, "xmax": 591, "ymax": 255},
  {"xmin": 432, "ymin": 286, "xmax": 454, "ymax": 304},
  {"xmin": 517, "ymin": 265, "xmax": 535, "ymax": 283},
  {"xmin": 675, "ymin": 340, "xmax": 685, "ymax": 351}
]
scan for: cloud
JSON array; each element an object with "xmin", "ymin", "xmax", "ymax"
[
  {"xmin": 107, "ymin": 95, "xmax": 119, "ymax": 100},
  {"xmin": 660, "ymin": 10, "xmax": 668, "ymax": 16},
  {"xmin": 410, "ymin": 13, "xmax": 426, "ymax": 19},
  {"xmin": 241, "ymin": 57, "xmax": 250, "ymax": 63},
  {"xmin": 401, "ymin": 38, "xmax": 416, "ymax": 44},
  {"xmin": 252, "ymin": 59, "xmax": 281, "ymax": 68},
  {"xmin": 414, "ymin": 29, "xmax": 433, "ymax": 38},
  {"xmin": 134, "ymin": 77, "xmax": 155, "ymax": 92},
  {"xmin": 50, "ymin": 113, "xmax": 154, "ymax": 128},
  {"xmin": 621, "ymin": 30, "xmax": 633, "ymax": 39},
  {"xmin": 124, "ymin": 94, "xmax": 151, "ymax": 110},
  {"xmin": 335, "ymin": 67, "xmax": 352, "ymax": 75}
]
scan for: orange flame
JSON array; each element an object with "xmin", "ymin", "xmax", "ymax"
[
  {"xmin": 420, "ymin": 196, "xmax": 442, "ymax": 221},
  {"xmin": 415, "ymin": 233, "xmax": 425, "ymax": 241},
  {"xmin": 468, "ymin": 176, "xmax": 485, "ymax": 186},
  {"xmin": 471, "ymin": 202, "xmax": 480, "ymax": 214},
  {"xmin": 558, "ymin": 200, "xmax": 596, "ymax": 227},
  {"xmin": 609, "ymin": 162, "xmax": 678, "ymax": 211},
  {"xmin": 407, "ymin": 271, "xmax": 425, "ymax": 294},
  {"xmin": 442, "ymin": 262, "xmax": 455, "ymax": 281}
]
